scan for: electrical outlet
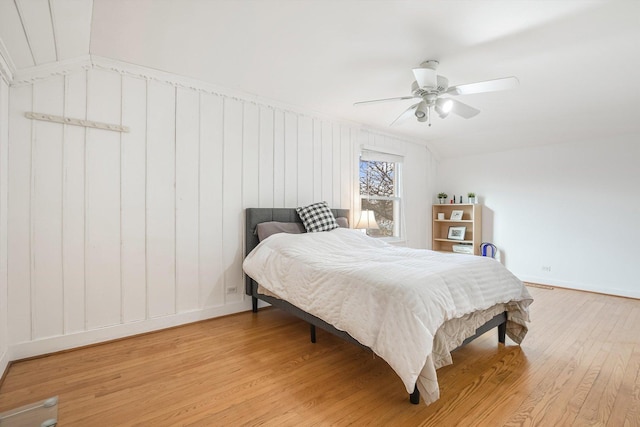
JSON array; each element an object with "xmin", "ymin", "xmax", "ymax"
[
  {"xmin": 226, "ymin": 286, "xmax": 237, "ymax": 294},
  {"xmin": 541, "ymin": 266, "xmax": 552, "ymax": 273}
]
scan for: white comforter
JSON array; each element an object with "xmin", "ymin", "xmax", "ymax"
[{"xmin": 243, "ymin": 228, "xmax": 532, "ymax": 404}]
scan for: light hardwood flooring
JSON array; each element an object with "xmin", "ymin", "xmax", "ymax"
[{"xmin": 0, "ymin": 285, "xmax": 639, "ymax": 426}]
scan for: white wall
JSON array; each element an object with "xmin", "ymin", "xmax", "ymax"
[
  {"xmin": 0, "ymin": 75, "xmax": 9, "ymax": 374},
  {"xmin": 437, "ymin": 134, "xmax": 640, "ymax": 298},
  {"xmin": 5, "ymin": 59, "xmax": 432, "ymax": 360}
]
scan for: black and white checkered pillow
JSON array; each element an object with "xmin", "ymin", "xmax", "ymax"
[{"xmin": 296, "ymin": 201, "xmax": 339, "ymax": 233}]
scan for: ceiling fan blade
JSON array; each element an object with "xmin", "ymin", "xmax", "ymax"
[
  {"xmin": 353, "ymin": 96, "xmax": 417, "ymax": 106},
  {"xmin": 390, "ymin": 102, "xmax": 419, "ymax": 126},
  {"xmin": 447, "ymin": 76, "xmax": 519, "ymax": 96},
  {"xmin": 450, "ymin": 99, "xmax": 481, "ymax": 119}
]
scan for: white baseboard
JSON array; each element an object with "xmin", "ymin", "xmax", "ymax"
[
  {"xmin": 518, "ymin": 274, "xmax": 640, "ymax": 299},
  {"xmin": 9, "ymin": 300, "xmax": 252, "ymax": 361}
]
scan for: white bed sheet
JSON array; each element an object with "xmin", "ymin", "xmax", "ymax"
[{"xmin": 243, "ymin": 228, "xmax": 532, "ymax": 404}]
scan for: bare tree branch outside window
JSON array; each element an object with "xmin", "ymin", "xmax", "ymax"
[{"xmin": 359, "ymin": 160, "xmax": 398, "ymax": 237}]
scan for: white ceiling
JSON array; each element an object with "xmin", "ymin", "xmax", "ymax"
[{"xmin": 1, "ymin": 0, "xmax": 639, "ymax": 158}]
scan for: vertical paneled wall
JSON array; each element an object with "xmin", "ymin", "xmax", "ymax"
[
  {"xmin": 0, "ymin": 78, "xmax": 9, "ymax": 370},
  {"xmin": 5, "ymin": 64, "xmax": 431, "ymax": 356}
]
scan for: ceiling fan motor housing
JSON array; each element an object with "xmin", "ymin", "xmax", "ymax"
[{"xmin": 411, "ymin": 76, "xmax": 449, "ymax": 98}]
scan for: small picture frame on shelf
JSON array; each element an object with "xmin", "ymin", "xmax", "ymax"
[
  {"xmin": 450, "ymin": 210, "xmax": 463, "ymax": 220},
  {"xmin": 448, "ymin": 226, "xmax": 466, "ymax": 240}
]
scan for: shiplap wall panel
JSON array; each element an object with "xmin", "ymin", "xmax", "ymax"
[
  {"xmin": 321, "ymin": 121, "xmax": 332, "ymax": 204},
  {"xmin": 332, "ymin": 125, "xmax": 341, "ymax": 208},
  {"xmin": 296, "ymin": 116, "xmax": 313, "ymax": 207},
  {"xmin": 272, "ymin": 110, "xmax": 285, "ymax": 208},
  {"xmin": 62, "ymin": 71, "xmax": 86, "ymax": 334},
  {"xmin": 340, "ymin": 126, "xmax": 352, "ymax": 210},
  {"xmin": 242, "ymin": 102, "xmax": 260, "ymax": 210},
  {"xmin": 241, "ymin": 102, "xmax": 259, "ymax": 298},
  {"xmin": 199, "ymin": 93, "xmax": 224, "ymax": 307},
  {"xmin": 146, "ymin": 81, "xmax": 176, "ymax": 317},
  {"xmin": 121, "ymin": 76, "xmax": 147, "ymax": 322},
  {"xmin": 6, "ymin": 64, "xmax": 428, "ymax": 355},
  {"xmin": 31, "ymin": 77, "xmax": 65, "ymax": 339},
  {"xmin": 8, "ymin": 84, "xmax": 32, "ymax": 343},
  {"xmin": 283, "ymin": 112, "xmax": 297, "ymax": 207},
  {"xmin": 222, "ymin": 98, "xmax": 243, "ymax": 300},
  {"xmin": 85, "ymin": 69, "xmax": 121, "ymax": 329},
  {"xmin": 175, "ymin": 88, "xmax": 200, "ymax": 312},
  {"xmin": 312, "ymin": 119, "xmax": 322, "ymax": 202},
  {"xmin": 258, "ymin": 106, "xmax": 274, "ymax": 208},
  {"xmin": 0, "ymin": 79, "xmax": 9, "ymax": 361}
]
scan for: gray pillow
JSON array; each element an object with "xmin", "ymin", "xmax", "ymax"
[
  {"xmin": 256, "ymin": 221, "xmax": 306, "ymax": 241},
  {"xmin": 336, "ymin": 217, "xmax": 349, "ymax": 228}
]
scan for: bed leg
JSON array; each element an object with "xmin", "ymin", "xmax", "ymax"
[
  {"xmin": 409, "ymin": 385, "xmax": 420, "ymax": 404},
  {"xmin": 252, "ymin": 296, "xmax": 258, "ymax": 313},
  {"xmin": 310, "ymin": 324, "xmax": 316, "ymax": 343},
  {"xmin": 498, "ymin": 321, "xmax": 506, "ymax": 344}
]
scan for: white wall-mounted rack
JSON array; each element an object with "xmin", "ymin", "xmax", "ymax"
[{"xmin": 25, "ymin": 112, "xmax": 129, "ymax": 133}]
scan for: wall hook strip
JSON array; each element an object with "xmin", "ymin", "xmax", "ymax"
[{"xmin": 25, "ymin": 112, "xmax": 130, "ymax": 133}]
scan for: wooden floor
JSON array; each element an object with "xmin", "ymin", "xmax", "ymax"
[{"xmin": 1, "ymin": 285, "xmax": 639, "ymax": 426}]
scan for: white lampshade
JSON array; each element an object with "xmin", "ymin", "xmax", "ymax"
[
  {"xmin": 355, "ymin": 210, "xmax": 379, "ymax": 230},
  {"xmin": 412, "ymin": 60, "xmax": 438, "ymax": 89}
]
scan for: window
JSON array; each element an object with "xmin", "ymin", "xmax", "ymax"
[{"xmin": 359, "ymin": 148, "xmax": 403, "ymax": 238}]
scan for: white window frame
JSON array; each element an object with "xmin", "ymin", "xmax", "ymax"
[{"xmin": 359, "ymin": 146, "xmax": 404, "ymax": 241}]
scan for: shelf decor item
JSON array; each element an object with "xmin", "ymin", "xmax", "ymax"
[
  {"xmin": 448, "ymin": 226, "xmax": 466, "ymax": 240},
  {"xmin": 468, "ymin": 192, "xmax": 477, "ymax": 204},
  {"xmin": 437, "ymin": 192, "xmax": 448, "ymax": 204},
  {"xmin": 450, "ymin": 210, "xmax": 463, "ymax": 220}
]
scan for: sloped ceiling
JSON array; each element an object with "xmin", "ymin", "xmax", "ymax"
[
  {"xmin": 1, "ymin": 0, "xmax": 639, "ymax": 159},
  {"xmin": 0, "ymin": 0, "xmax": 92, "ymax": 68}
]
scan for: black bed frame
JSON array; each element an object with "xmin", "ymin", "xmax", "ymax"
[{"xmin": 244, "ymin": 207, "xmax": 507, "ymax": 405}]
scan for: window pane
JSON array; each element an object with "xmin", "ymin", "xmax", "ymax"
[
  {"xmin": 359, "ymin": 158, "xmax": 401, "ymax": 238},
  {"xmin": 359, "ymin": 160, "xmax": 395, "ymax": 197},
  {"xmin": 362, "ymin": 198, "xmax": 395, "ymax": 237}
]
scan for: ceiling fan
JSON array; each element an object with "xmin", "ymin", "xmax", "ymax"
[{"xmin": 354, "ymin": 60, "xmax": 519, "ymax": 126}]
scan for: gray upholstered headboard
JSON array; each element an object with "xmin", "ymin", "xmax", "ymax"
[{"xmin": 244, "ymin": 207, "xmax": 350, "ymax": 294}]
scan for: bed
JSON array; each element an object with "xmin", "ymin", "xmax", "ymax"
[{"xmin": 243, "ymin": 207, "xmax": 532, "ymax": 405}]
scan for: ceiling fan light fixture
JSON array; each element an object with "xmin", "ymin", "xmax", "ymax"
[
  {"xmin": 414, "ymin": 101, "xmax": 428, "ymax": 120},
  {"xmin": 435, "ymin": 98, "xmax": 453, "ymax": 118},
  {"xmin": 412, "ymin": 60, "xmax": 439, "ymax": 89}
]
